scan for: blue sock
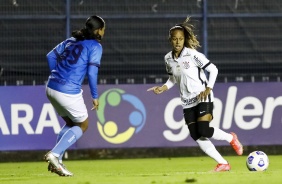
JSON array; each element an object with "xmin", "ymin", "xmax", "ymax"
[
  {"xmin": 57, "ymin": 124, "xmax": 71, "ymax": 143},
  {"xmin": 51, "ymin": 126, "xmax": 83, "ymax": 157},
  {"xmin": 56, "ymin": 124, "xmax": 71, "ymax": 162}
]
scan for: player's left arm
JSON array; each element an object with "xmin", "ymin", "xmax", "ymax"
[
  {"xmin": 193, "ymin": 51, "xmax": 218, "ymax": 89},
  {"xmin": 193, "ymin": 52, "xmax": 218, "ymax": 101},
  {"xmin": 203, "ymin": 62, "xmax": 218, "ymax": 90},
  {"xmin": 198, "ymin": 62, "xmax": 218, "ymax": 101}
]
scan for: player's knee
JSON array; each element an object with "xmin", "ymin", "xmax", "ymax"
[
  {"xmin": 188, "ymin": 123, "xmax": 201, "ymax": 141},
  {"xmin": 80, "ymin": 123, "xmax": 88, "ymax": 132},
  {"xmin": 197, "ymin": 125, "xmax": 214, "ymax": 138},
  {"xmin": 81, "ymin": 125, "xmax": 88, "ymax": 132},
  {"xmin": 63, "ymin": 116, "xmax": 73, "ymax": 126},
  {"xmin": 75, "ymin": 119, "xmax": 89, "ymax": 133},
  {"xmin": 197, "ymin": 114, "xmax": 212, "ymax": 121},
  {"xmin": 190, "ymin": 132, "xmax": 201, "ymax": 141}
]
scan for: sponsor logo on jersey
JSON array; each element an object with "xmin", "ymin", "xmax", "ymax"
[
  {"xmin": 181, "ymin": 96, "xmax": 198, "ymax": 105},
  {"xmin": 194, "ymin": 56, "xmax": 203, "ymax": 67}
]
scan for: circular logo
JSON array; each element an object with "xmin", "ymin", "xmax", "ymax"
[{"xmin": 96, "ymin": 88, "xmax": 146, "ymax": 144}]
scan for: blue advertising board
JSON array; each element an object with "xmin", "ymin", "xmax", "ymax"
[{"xmin": 0, "ymin": 83, "xmax": 282, "ymax": 150}]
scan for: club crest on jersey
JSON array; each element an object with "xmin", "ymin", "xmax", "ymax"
[
  {"xmin": 182, "ymin": 61, "xmax": 190, "ymax": 69},
  {"xmin": 194, "ymin": 56, "xmax": 203, "ymax": 66}
]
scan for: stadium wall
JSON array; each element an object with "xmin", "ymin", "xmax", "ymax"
[{"xmin": 1, "ymin": 83, "xmax": 282, "ymax": 162}]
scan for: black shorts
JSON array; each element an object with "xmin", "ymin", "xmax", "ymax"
[{"xmin": 183, "ymin": 102, "xmax": 213, "ymax": 124}]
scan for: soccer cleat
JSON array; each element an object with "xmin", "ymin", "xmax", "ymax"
[
  {"xmin": 48, "ymin": 163, "xmax": 55, "ymax": 173},
  {"xmin": 44, "ymin": 152, "xmax": 73, "ymax": 176},
  {"xmin": 230, "ymin": 132, "xmax": 243, "ymax": 155},
  {"xmin": 48, "ymin": 162, "xmax": 73, "ymax": 176},
  {"xmin": 59, "ymin": 163, "xmax": 73, "ymax": 176},
  {"xmin": 214, "ymin": 163, "xmax": 231, "ymax": 172}
]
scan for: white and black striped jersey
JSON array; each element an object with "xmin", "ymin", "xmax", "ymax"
[{"xmin": 164, "ymin": 47, "xmax": 218, "ymax": 108}]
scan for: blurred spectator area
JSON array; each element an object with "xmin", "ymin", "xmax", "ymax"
[{"xmin": 0, "ymin": 0, "xmax": 281, "ymax": 85}]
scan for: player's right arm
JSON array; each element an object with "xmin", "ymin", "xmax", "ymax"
[
  {"xmin": 88, "ymin": 42, "xmax": 103, "ymax": 110},
  {"xmin": 147, "ymin": 85, "xmax": 166, "ymax": 94},
  {"xmin": 147, "ymin": 54, "xmax": 175, "ymax": 94},
  {"xmin": 46, "ymin": 41, "xmax": 66, "ymax": 71},
  {"xmin": 46, "ymin": 50, "xmax": 57, "ymax": 71}
]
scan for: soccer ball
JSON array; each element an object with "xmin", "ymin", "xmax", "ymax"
[{"xmin": 246, "ymin": 151, "xmax": 269, "ymax": 171}]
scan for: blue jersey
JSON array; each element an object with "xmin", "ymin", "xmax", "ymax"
[{"xmin": 46, "ymin": 37, "xmax": 102, "ymax": 99}]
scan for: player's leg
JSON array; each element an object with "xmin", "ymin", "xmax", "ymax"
[
  {"xmin": 45, "ymin": 88, "xmax": 88, "ymax": 176},
  {"xmin": 47, "ymin": 122, "xmax": 71, "ymax": 173},
  {"xmin": 191, "ymin": 103, "xmax": 231, "ymax": 171},
  {"xmin": 51, "ymin": 114, "xmax": 89, "ymax": 164},
  {"xmin": 197, "ymin": 102, "xmax": 243, "ymax": 156},
  {"xmin": 187, "ymin": 121, "xmax": 226, "ymax": 162},
  {"xmin": 187, "ymin": 123, "xmax": 230, "ymax": 171},
  {"xmin": 45, "ymin": 118, "xmax": 87, "ymax": 176},
  {"xmin": 184, "ymin": 108, "xmax": 229, "ymax": 171},
  {"xmin": 56, "ymin": 123, "xmax": 72, "ymax": 162},
  {"xmin": 45, "ymin": 87, "xmax": 72, "ymax": 174},
  {"xmin": 50, "ymin": 117, "xmax": 87, "ymax": 158}
]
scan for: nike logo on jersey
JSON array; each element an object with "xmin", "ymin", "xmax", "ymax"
[
  {"xmin": 183, "ymin": 53, "xmax": 191, "ymax": 57},
  {"xmin": 200, "ymin": 111, "xmax": 205, "ymax": 114}
]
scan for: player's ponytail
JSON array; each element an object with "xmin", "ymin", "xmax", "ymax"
[{"xmin": 72, "ymin": 29, "xmax": 86, "ymax": 40}]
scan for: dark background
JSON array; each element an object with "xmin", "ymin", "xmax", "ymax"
[{"xmin": 0, "ymin": 0, "xmax": 281, "ymax": 85}]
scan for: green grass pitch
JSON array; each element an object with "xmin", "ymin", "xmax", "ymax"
[{"xmin": 0, "ymin": 155, "xmax": 281, "ymax": 184}]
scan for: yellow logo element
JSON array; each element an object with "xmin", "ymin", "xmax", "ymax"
[{"xmin": 97, "ymin": 121, "xmax": 135, "ymax": 144}]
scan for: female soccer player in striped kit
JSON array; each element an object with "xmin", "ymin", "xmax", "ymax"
[
  {"xmin": 44, "ymin": 15, "xmax": 105, "ymax": 176},
  {"xmin": 148, "ymin": 17, "xmax": 243, "ymax": 172}
]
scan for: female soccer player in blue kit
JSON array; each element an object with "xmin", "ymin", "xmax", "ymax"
[
  {"xmin": 44, "ymin": 15, "xmax": 105, "ymax": 176},
  {"xmin": 148, "ymin": 17, "xmax": 243, "ymax": 172}
]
